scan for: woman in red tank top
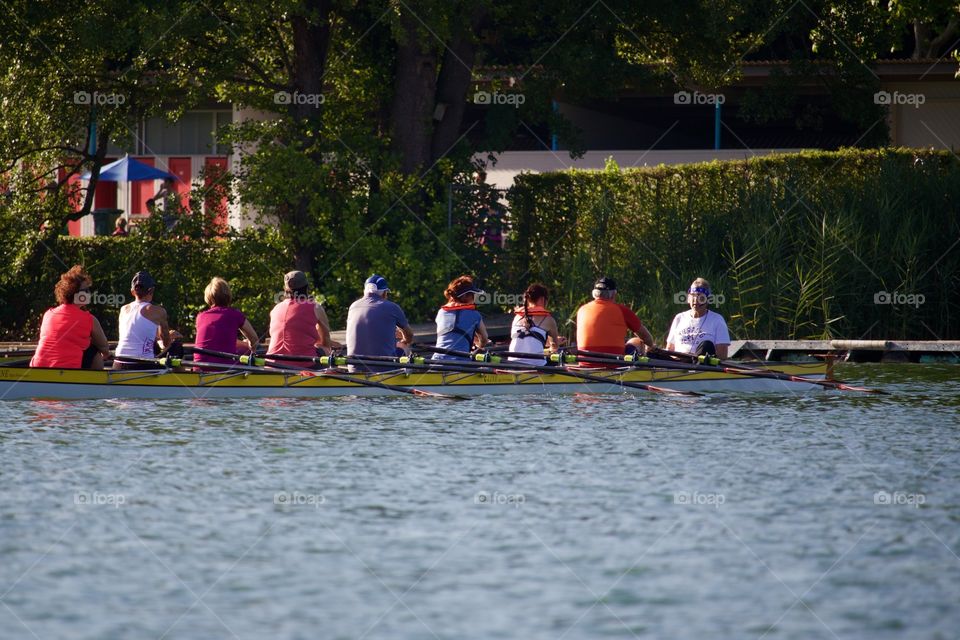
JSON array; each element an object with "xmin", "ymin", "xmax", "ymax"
[
  {"xmin": 266, "ymin": 270, "xmax": 338, "ymax": 367},
  {"xmin": 30, "ymin": 265, "xmax": 111, "ymax": 369}
]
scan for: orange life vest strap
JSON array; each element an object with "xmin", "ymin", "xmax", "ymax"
[{"xmin": 514, "ymin": 306, "xmax": 551, "ymax": 318}]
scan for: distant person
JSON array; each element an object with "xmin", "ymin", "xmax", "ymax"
[
  {"xmin": 507, "ymin": 283, "xmax": 562, "ymax": 366},
  {"xmin": 113, "ymin": 271, "xmax": 183, "ymax": 370},
  {"xmin": 150, "ymin": 177, "xmax": 178, "ymax": 232},
  {"xmin": 666, "ymin": 277, "xmax": 730, "ymax": 359},
  {"xmin": 193, "ymin": 277, "xmax": 260, "ymax": 366},
  {"xmin": 266, "ymin": 270, "xmax": 337, "ymax": 367},
  {"xmin": 432, "ymin": 275, "xmax": 488, "ymax": 360},
  {"xmin": 112, "ymin": 216, "xmax": 129, "ymax": 236},
  {"xmin": 30, "ymin": 265, "xmax": 110, "ymax": 370},
  {"xmin": 575, "ymin": 277, "xmax": 655, "ymax": 359},
  {"xmin": 345, "ymin": 275, "xmax": 414, "ymax": 371},
  {"xmin": 480, "ymin": 213, "xmax": 505, "ymax": 249}
]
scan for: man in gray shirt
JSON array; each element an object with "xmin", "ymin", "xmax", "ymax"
[{"xmin": 346, "ymin": 275, "xmax": 414, "ymax": 368}]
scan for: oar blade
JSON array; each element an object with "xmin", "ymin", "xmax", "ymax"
[{"xmin": 644, "ymin": 384, "xmax": 703, "ymax": 397}]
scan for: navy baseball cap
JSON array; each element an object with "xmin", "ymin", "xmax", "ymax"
[
  {"xmin": 593, "ymin": 276, "xmax": 617, "ymax": 291},
  {"xmin": 131, "ymin": 271, "xmax": 156, "ymax": 290},
  {"xmin": 454, "ymin": 281, "xmax": 483, "ymax": 299},
  {"xmin": 364, "ymin": 274, "xmax": 390, "ymax": 293}
]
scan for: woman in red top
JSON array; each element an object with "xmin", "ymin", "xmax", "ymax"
[
  {"xmin": 266, "ymin": 270, "xmax": 337, "ymax": 367},
  {"xmin": 30, "ymin": 265, "xmax": 111, "ymax": 369},
  {"xmin": 193, "ymin": 277, "xmax": 259, "ymax": 365}
]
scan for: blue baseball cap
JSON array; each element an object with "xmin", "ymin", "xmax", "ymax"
[{"xmin": 364, "ymin": 274, "xmax": 390, "ymax": 293}]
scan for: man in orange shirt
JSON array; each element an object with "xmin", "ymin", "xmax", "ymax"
[{"xmin": 575, "ymin": 277, "xmax": 655, "ymax": 357}]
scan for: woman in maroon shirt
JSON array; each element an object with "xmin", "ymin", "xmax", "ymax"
[{"xmin": 193, "ymin": 277, "xmax": 259, "ymax": 365}]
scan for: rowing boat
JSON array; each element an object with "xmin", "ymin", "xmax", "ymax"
[{"xmin": 0, "ymin": 361, "xmax": 830, "ymax": 400}]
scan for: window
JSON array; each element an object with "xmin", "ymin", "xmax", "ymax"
[{"xmin": 142, "ymin": 110, "xmax": 233, "ymax": 155}]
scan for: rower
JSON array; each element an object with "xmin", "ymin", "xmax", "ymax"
[
  {"xmin": 266, "ymin": 270, "xmax": 338, "ymax": 367},
  {"xmin": 29, "ymin": 265, "xmax": 111, "ymax": 370},
  {"xmin": 507, "ymin": 283, "xmax": 563, "ymax": 366},
  {"xmin": 575, "ymin": 277, "xmax": 655, "ymax": 362},
  {"xmin": 113, "ymin": 271, "xmax": 183, "ymax": 370},
  {"xmin": 666, "ymin": 277, "xmax": 731, "ymax": 359},
  {"xmin": 193, "ymin": 277, "xmax": 260, "ymax": 366},
  {"xmin": 432, "ymin": 275, "xmax": 488, "ymax": 360},
  {"xmin": 346, "ymin": 274, "xmax": 414, "ymax": 371}
]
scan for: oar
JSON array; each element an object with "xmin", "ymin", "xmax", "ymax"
[
  {"xmin": 639, "ymin": 346, "xmax": 769, "ymax": 371},
  {"xmin": 566, "ymin": 348, "xmax": 886, "ymax": 394},
  {"xmin": 187, "ymin": 346, "xmax": 267, "ymax": 365},
  {"xmin": 0, "ymin": 358, "xmax": 32, "ymax": 367},
  {"xmin": 107, "ymin": 355, "xmax": 183, "ymax": 369},
  {"xmin": 413, "ymin": 344, "xmax": 702, "ymax": 396},
  {"xmin": 646, "ymin": 346, "xmax": 722, "ymax": 366},
  {"xmin": 187, "ymin": 346, "xmax": 465, "ymax": 399}
]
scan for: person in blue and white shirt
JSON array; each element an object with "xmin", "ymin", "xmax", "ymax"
[{"xmin": 666, "ymin": 278, "xmax": 731, "ymax": 359}]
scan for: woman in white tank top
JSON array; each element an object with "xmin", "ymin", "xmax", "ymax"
[
  {"xmin": 113, "ymin": 271, "xmax": 181, "ymax": 369},
  {"xmin": 507, "ymin": 284, "xmax": 562, "ymax": 366},
  {"xmin": 115, "ymin": 300, "xmax": 159, "ymax": 359}
]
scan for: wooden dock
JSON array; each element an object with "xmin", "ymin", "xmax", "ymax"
[{"xmin": 729, "ymin": 340, "xmax": 960, "ymax": 362}]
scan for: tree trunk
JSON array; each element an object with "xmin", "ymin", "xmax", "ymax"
[
  {"xmin": 294, "ymin": 241, "xmax": 314, "ymax": 274},
  {"xmin": 290, "ymin": 0, "xmax": 332, "ymax": 153},
  {"xmin": 66, "ymin": 120, "xmax": 111, "ymax": 223},
  {"xmin": 430, "ymin": 7, "xmax": 486, "ymax": 164},
  {"xmin": 390, "ymin": 12, "xmax": 439, "ymax": 175},
  {"xmin": 913, "ymin": 20, "xmax": 928, "ymax": 60},
  {"xmin": 926, "ymin": 17, "xmax": 959, "ymax": 58},
  {"xmin": 287, "ymin": 0, "xmax": 333, "ymax": 277}
]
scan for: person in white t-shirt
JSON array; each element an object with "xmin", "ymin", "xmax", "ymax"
[{"xmin": 666, "ymin": 278, "xmax": 731, "ymax": 359}]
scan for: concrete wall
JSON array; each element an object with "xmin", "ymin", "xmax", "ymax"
[
  {"xmin": 883, "ymin": 81, "xmax": 960, "ymax": 149},
  {"xmin": 480, "ymin": 149, "xmax": 804, "ymax": 190},
  {"xmin": 229, "ymin": 105, "xmax": 277, "ymax": 229}
]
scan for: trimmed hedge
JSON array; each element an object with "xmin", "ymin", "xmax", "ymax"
[
  {"xmin": 0, "ymin": 206, "xmax": 493, "ymax": 341},
  {"xmin": 2, "ymin": 229, "xmax": 294, "ymax": 341},
  {"xmin": 506, "ymin": 149, "xmax": 960, "ymax": 340}
]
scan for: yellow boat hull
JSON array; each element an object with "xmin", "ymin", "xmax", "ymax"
[{"xmin": 0, "ymin": 362, "xmax": 830, "ymax": 400}]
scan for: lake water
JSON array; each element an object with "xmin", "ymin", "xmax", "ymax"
[{"xmin": 1, "ymin": 364, "xmax": 958, "ymax": 639}]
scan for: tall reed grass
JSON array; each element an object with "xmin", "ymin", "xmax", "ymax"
[{"xmin": 506, "ymin": 149, "xmax": 960, "ymax": 341}]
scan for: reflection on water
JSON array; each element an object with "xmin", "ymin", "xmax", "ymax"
[{"xmin": 0, "ymin": 364, "xmax": 958, "ymax": 639}]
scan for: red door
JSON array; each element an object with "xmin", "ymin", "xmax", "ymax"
[
  {"xmin": 167, "ymin": 157, "xmax": 192, "ymax": 210},
  {"xmin": 94, "ymin": 158, "xmax": 117, "ymax": 210},
  {"xmin": 204, "ymin": 157, "xmax": 229, "ymax": 234},
  {"xmin": 131, "ymin": 157, "xmax": 155, "ymax": 216}
]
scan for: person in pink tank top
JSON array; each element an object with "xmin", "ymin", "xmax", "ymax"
[
  {"xmin": 194, "ymin": 277, "xmax": 260, "ymax": 365},
  {"xmin": 266, "ymin": 270, "xmax": 338, "ymax": 368},
  {"xmin": 30, "ymin": 265, "xmax": 110, "ymax": 369}
]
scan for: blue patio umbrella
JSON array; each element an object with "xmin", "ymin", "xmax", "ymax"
[
  {"xmin": 78, "ymin": 154, "xmax": 181, "ymax": 221},
  {"xmin": 79, "ymin": 154, "xmax": 177, "ymax": 182}
]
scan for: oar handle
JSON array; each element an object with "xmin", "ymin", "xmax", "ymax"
[
  {"xmin": 111, "ymin": 355, "xmax": 183, "ymax": 368},
  {"xmin": 187, "ymin": 346, "xmax": 265, "ymax": 365},
  {"xmin": 647, "ymin": 346, "xmax": 723, "ymax": 366}
]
